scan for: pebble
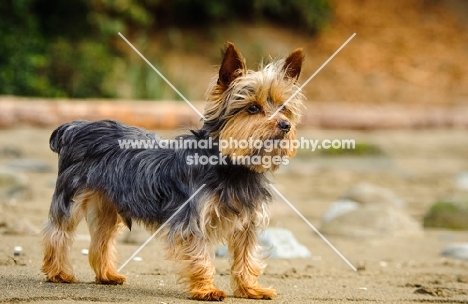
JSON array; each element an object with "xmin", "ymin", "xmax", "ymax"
[
  {"xmin": 216, "ymin": 228, "xmax": 311, "ymax": 259},
  {"xmin": 356, "ymin": 261, "xmax": 366, "ymax": 271},
  {"xmin": 441, "ymin": 243, "xmax": 468, "ymax": 261},
  {"xmin": 81, "ymin": 249, "xmax": 89, "ymax": 255},
  {"xmin": 455, "ymin": 172, "xmax": 468, "ymax": 190},
  {"xmin": 0, "ymin": 168, "xmax": 29, "ymax": 201},
  {"xmin": 13, "ymin": 246, "xmax": 23, "ymax": 256},
  {"xmin": 258, "ymin": 228, "xmax": 311, "ymax": 258},
  {"xmin": 4, "ymin": 159, "xmax": 52, "ymax": 173}
]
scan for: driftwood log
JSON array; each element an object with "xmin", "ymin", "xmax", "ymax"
[{"xmin": 1, "ymin": 98, "xmax": 467, "ymax": 130}]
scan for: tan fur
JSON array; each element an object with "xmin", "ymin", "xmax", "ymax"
[
  {"xmin": 229, "ymin": 226, "xmax": 276, "ymax": 299},
  {"xmin": 167, "ymin": 233, "xmax": 226, "ymax": 301},
  {"xmin": 219, "ymin": 112, "xmax": 298, "ymax": 172},
  {"xmin": 164, "ymin": 194, "xmax": 271, "ymax": 300},
  {"xmin": 85, "ymin": 190, "xmax": 126, "ymax": 284},
  {"xmin": 42, "ymin": 189, "xmax": 125, "ymax": 285},
  {"xmin": 41, "ymin": 192, "xmax": 88, "ymax": 283},
  {"xmin": 204, "ymin": 46, "xmax": 305, "ymax": 173}
]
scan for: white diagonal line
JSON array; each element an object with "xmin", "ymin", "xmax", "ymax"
[
  {"xmin": 269, "ymin": 33, "xmax": 356, "ymax": 120},
  {"xmin": 118, "ymin": 184, "xmax": 206, "ymax": 272},
  {"xmin": 269, "ymin": 184, "xmax": 357, "ymax": 271},
  {"xmin": 118, "ymin": 32, "xmax": 206, "ymax": 121}
]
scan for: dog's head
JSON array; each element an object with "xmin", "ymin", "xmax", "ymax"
[{"xmin": 203, "ymin": 42, "xmax": 306, "ymax": 172}]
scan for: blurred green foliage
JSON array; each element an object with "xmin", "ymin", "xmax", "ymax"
[
  {"xmin": 424, "ymin": 200, "xmax": 468, "ymax": 230},
  {"xmin": 0, "ymin": 0, "xmax": 330, "ymax": 99},
  {"xmin": 319, "ymin": 142, "xmax": 385, "ymax": 157}
]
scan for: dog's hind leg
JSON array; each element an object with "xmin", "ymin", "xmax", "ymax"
[
  {"xmin": 85, "ymin": 190, "xmax": 126, "ymax": 285},
  {"xmin": 42, "ymin": 192, "xmax": 88, "ymax": 283}
]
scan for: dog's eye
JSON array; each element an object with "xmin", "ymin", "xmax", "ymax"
[
  {"xmin": 279, "ymin": 105, "xmax": 291, "ymax": 115},
  {"xmin": 247, "ymin": 104, "xmax": 261, "ymax": 114}
]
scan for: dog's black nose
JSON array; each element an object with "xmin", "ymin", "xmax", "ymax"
[{"xmin": 278, "ymin": 120, "xmax": 291, "ymax": 133}]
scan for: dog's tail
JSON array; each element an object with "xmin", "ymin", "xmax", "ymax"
[{"xmin": 50, "ymin": 121, "xmax": 88, "ymax": 154}]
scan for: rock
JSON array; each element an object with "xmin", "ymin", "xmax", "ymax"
[
  {"xmin": 216, "ymin": 228, "xmax": 311, "ymax": 259},
  {"xmin": 258, "ymin": 228, "xmax": 311, "ymax": 259},
  {"xmin": 322, "ymin": 199, "xmax": 360, "ymax": 223},
  {"xmin": 0, "ymin": 204, "xmax": 5, "ymax": 227},
  {"xmin": 3, "ymin": 217, "xmax": 41, "ymax": 235},
  {"xmin": 342, "ymin": 183, "xmax": 405, "ymax": 208},
  {"xmin": 0, "ymin": 169, "xmax": 30, "ymax": 202},
  {"xmin": 320, "ymin": 183, "xmax": 419, "ymax": 237},
  {"xmin": 320, "ymin": 205, "xmax": 422, "ymax": 238},
  {"xmin": 0, "ymin": 146, "xmax": 22, "ymax": 158},
  {"xmin": 13, "ymin": 246, "xmax": 23, "ymax": 256},
  {"xmin": 423, "ymin": 199, "xmax": 468, "ymax": 230},
  {"xmin": 0, "ymin": 201, "xmax": 40, "ymax": 235},
  {"xmin": 4, "ymin": 159, "xmax": 53, "ymax": 173},
  {"xmin": 441, "ymin": 243, "xmax": 468, "ymax": 261},
  {"xmin": 455, "ymin": 172, "xmax": 468, "ymax": 190}
]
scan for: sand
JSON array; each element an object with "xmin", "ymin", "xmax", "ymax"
[{"xmin": 1, "ymin": 128, "xmax": 468, "ymax": 303}]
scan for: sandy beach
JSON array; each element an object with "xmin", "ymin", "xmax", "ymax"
[{"xmin": 1, "ymin": 128, "xmax": 468, "ymax": 303}]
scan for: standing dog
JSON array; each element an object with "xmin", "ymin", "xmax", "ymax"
[{"xmin": 42, "ymin": 42, "xmax": 305, "ymax": 301}]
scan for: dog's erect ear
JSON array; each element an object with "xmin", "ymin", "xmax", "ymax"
[
  {"xmin": 283, "ymin": 48, "xmax": 305, "ymax": 81},
  {"xmin": 218, "ymin": 42, "xmax": 246, "ymax": 88}
]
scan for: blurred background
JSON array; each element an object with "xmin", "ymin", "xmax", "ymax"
[
  {"xmin": 0, "ymin": 0, "xmax": 466, "ymax": 103},
  {"xmin": 1, "ymin": 0, "xmax": 467, "ymax": 129},
  {"xmin": 0, "ymin": 0, "xmax": 331, "ymax": 100}
]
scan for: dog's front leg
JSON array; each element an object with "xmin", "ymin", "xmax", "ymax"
[
  {"xmin": 169, "ymin": 234, "xmax": 226, "ymax": 301},
  {"xmin": 228, "ymin": 225, "xmax": 277, "ymax": 299}
]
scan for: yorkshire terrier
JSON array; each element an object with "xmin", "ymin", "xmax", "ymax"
[{"xmin": 42, "ymin": 42, "xmax": 305, "ymax": 301}]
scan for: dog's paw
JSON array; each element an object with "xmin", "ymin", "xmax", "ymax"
[
  {"xmin": 234, "ymin": 286, "xmax": 277, "ymax": 299},
  {"xmin": 46, "ymin": 272, "xmax": 77, "ymax": 283},
  {"xmin": 95, "ymin": 273, "xmax": 126, "ymax": 285},
  {"xmin": 190, "ymin": 289, "xmax": 227, "ymax": 301}
]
